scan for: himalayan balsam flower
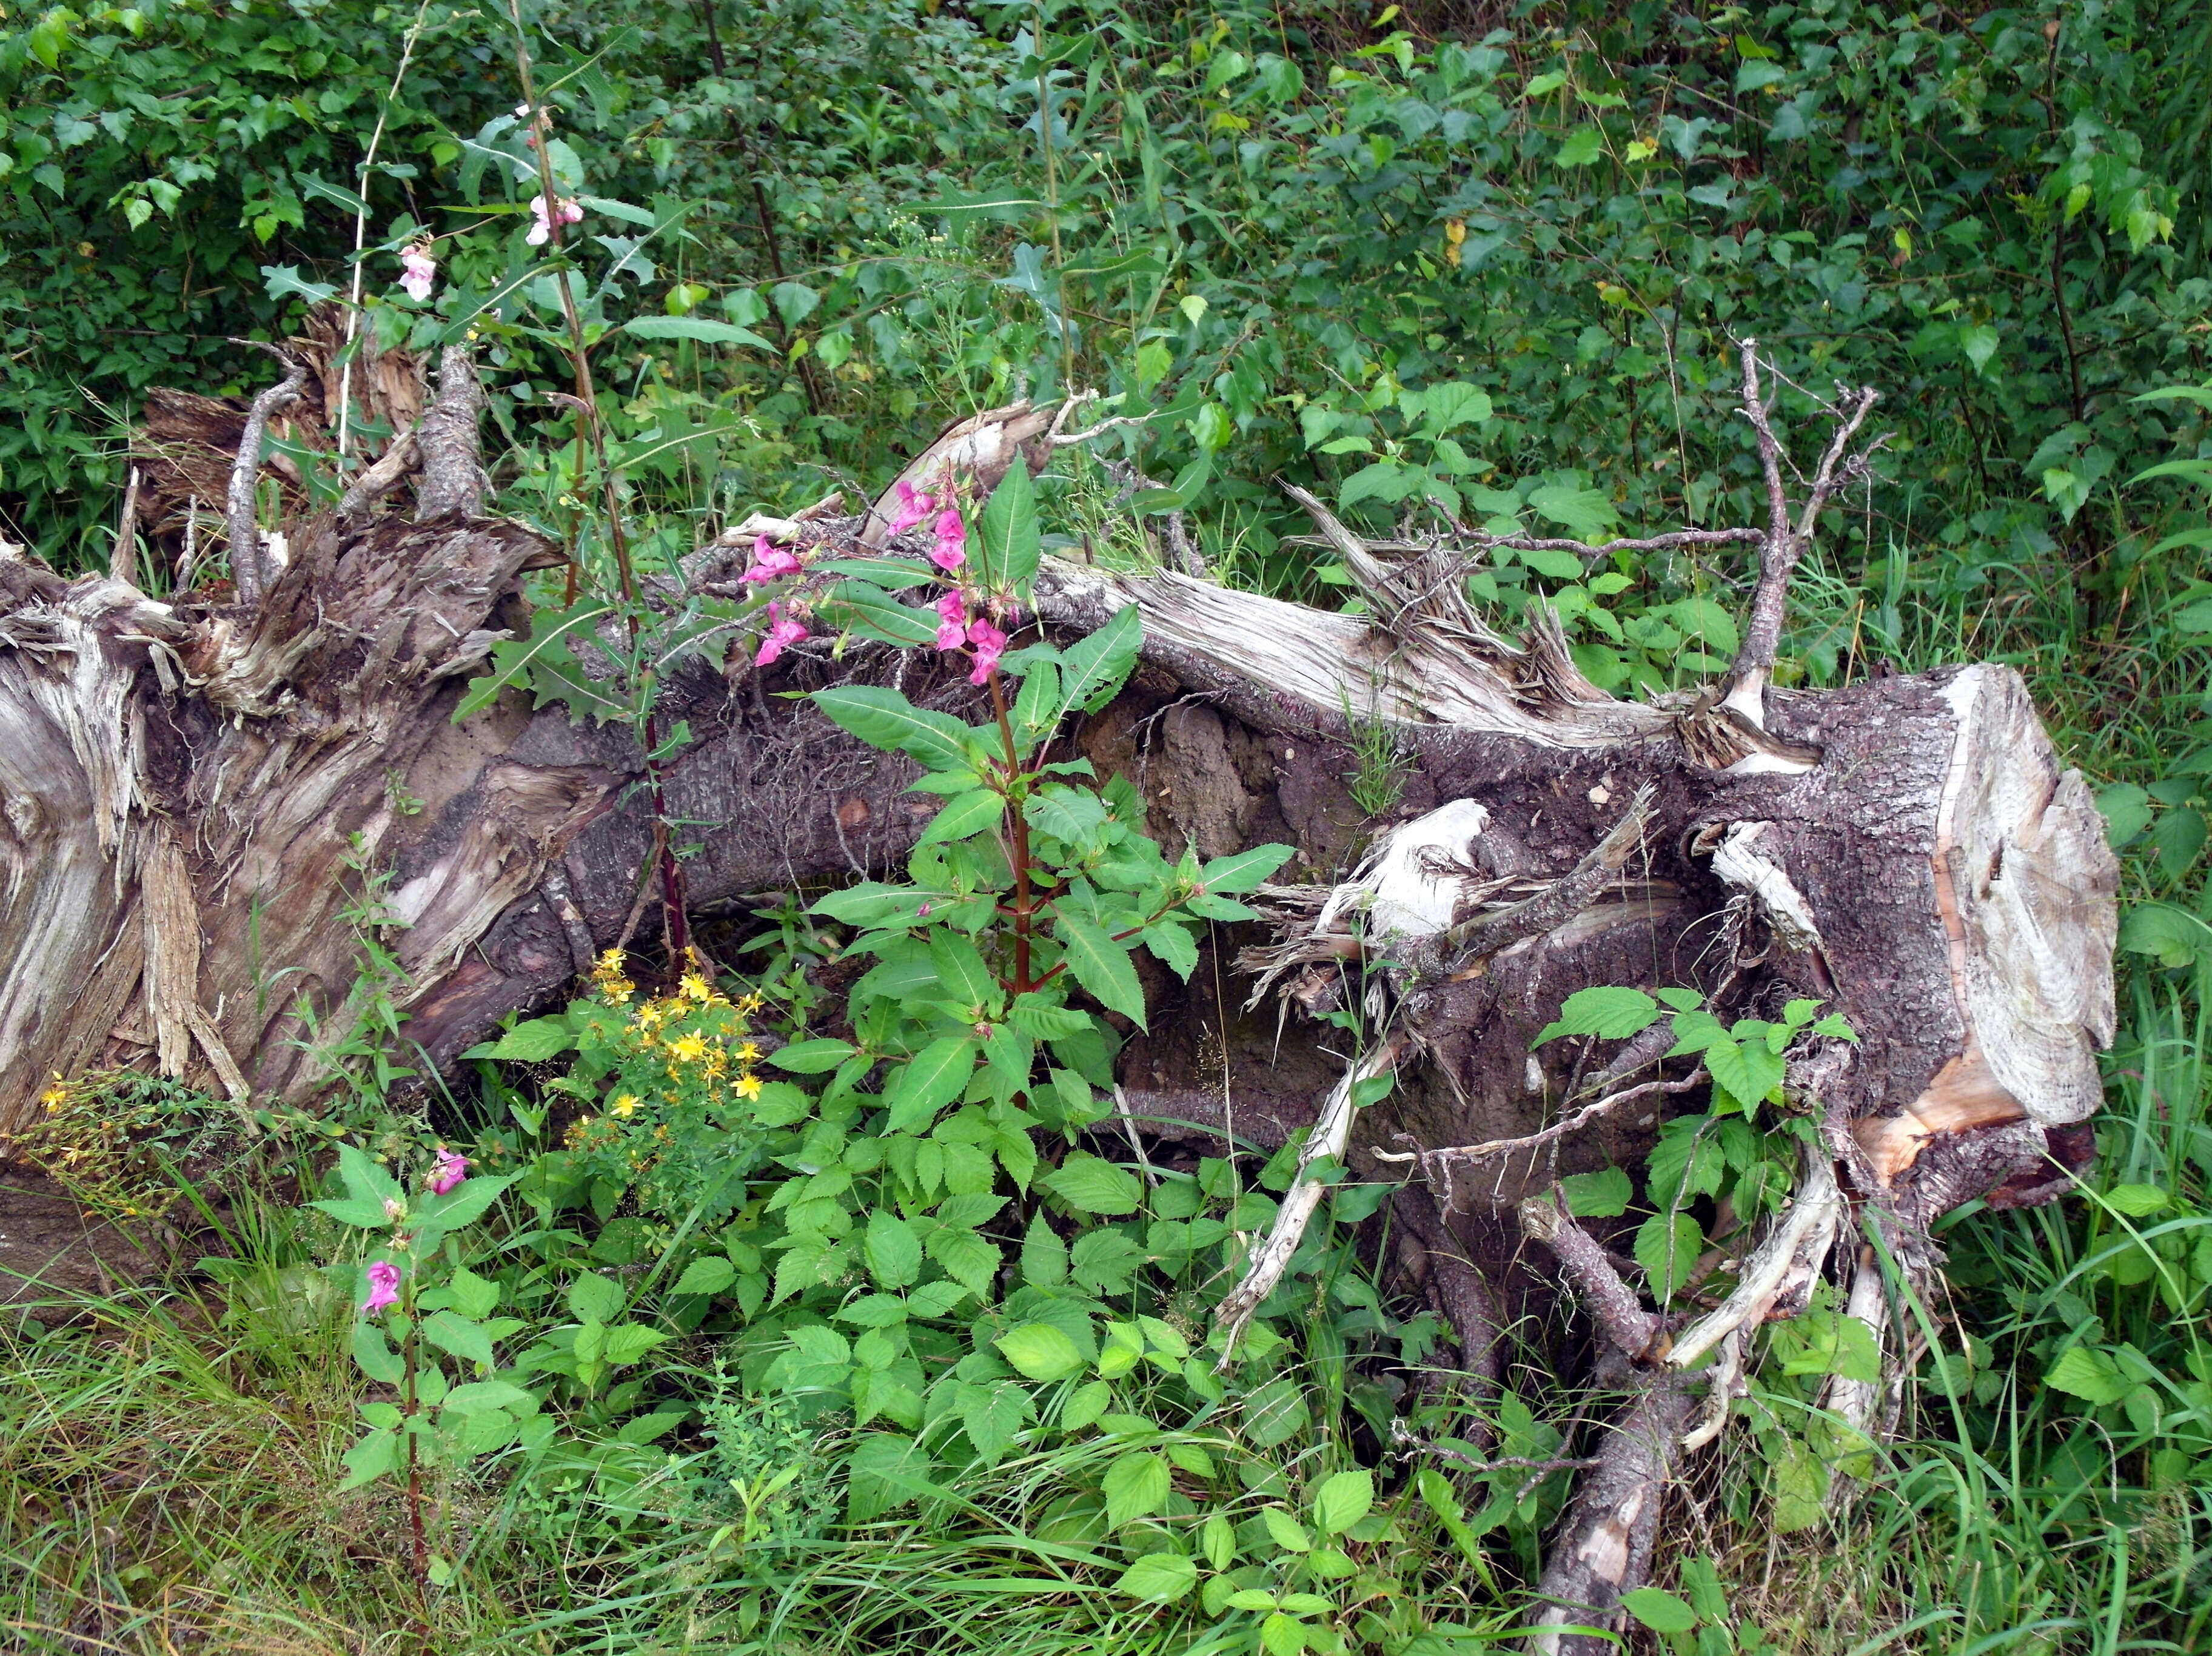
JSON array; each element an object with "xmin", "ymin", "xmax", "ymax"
[
  {"xmin": 362, "ymin": 1260, "xmax": 401, "ymax": 1315},
  {"xmin": 398, "ymin": 242, "xmax": 436, "ymax": 303},
  {"xmin": 934, "ymin": 590, "xmax": 968, "ymax": 652},
  {"xmin": 930, "ymin": 509, "xmax": 967, "ymax": 574},
  {"xmin": 427, "ymin": 1147, "xmax": 468, "ymax": 1196},
  {"xmin": 885, "ymin": 479, "xmax": 934, "ymax": 535},
  {"xmin": 756, "ymin": 602, "xmax": 806, "ymax": 666},
  {"xmin": 526, "ymin": 193, "xmax": 584, "ymax": 246},
  {"xmin": 741, "ymin": 536, "xmax": 802, "ymax": 583},
  {"xmin": 965, "ymin": 616, "xmax": 1007, "ymax": 685}
]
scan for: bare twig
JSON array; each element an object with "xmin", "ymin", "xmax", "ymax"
[
  {"xmin": 224, "ymin": 340, "xmax": 309, "ymax": 606},
  {"xmin": 1718, "ymin": 340, "xmax": 1885, "ymax": 725},
  {"xmin": 1435, "ymin": 784, "xmax": 1655, "ymax": 965},
  {"xmin": 1282, "ymin": 524, "xmax": 1766, "ymax": 569},
  {"xmin": 1517, "ymin": 1193, "xmax": 1665, "ymax": 1360},
  {"xmin": 112, "ymin": 464, "xmax": 141, "ymax": 588},
  {"xmin": 1372, "ymin": 1068, "xmax": 1706, "ymax": 1177},
  {"xmin": 335, "ymin": 431, "xmax": 420, "ymax": 527},
  {"xmin": 1214, "ymin": 1034, "xmax": 1407, "ymax": 1359},
  {"xmin": 1665, "ymin": 1150, "xmax": 1842, "ymax": 1370}
]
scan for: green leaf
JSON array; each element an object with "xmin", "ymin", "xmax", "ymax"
[
  {"xmin": 1021, "ymin": 1213, "xmax": 1070, "ymax": 1286},
  {"xmin": 1634, "ymin": 1210, "xmax": 1704, "ymax": 1301},
  {"xmin": 351, "ymin": 1319, "xmax": 405, "ymax": 1384},
  {"xmin": 927, "ymin": 1228, "xmax": 1000, "ymax": 1297},
  {"xmin": 335, "ymin": 1142, "xmax": 403, "ymax": 1208},
  {"xmin": 1010, "ymin": 993, "xmax": 1093, "ymax": 1040},
  {"xmin": 2046, "ymin": 1344, "xmax": 2130, "ymax": 1406},
  {"xmin": 1061, "ymin": 1379, "xmax": 1112, "ymax": 1432},
  {"xmin": 673, "ymin": 1255, "xmax": 738, "ymax": 1295},
  {"xmin": 440, "ymin": 1379, "xmax": 534, "ymax": 1415},
  {"xmin": 1704, "ymin": 1035, "xmax": 1786, "ymax": 1107},
  {"xmin": 1310, "ymin": 1468, "xmax": 1373, "ymax": 1535},
  {"xmin": 917, "ymin": 788, "xmax": 1005, "ymax": 848},
  {"xmin": 1044, "ymin": 1153, "xmax": 1143, "ymax": 1216},
  {"xmin": 1561, "ymin": 1165, "xmax": 1632, "ymax": 1218},
  {"xmin": 1243, "ymin": 1376, "xmax": 1309, "ymax": 1448},
  {"xmin": 930, "ymin": 931, "xmax": 1000, "ymax": 1011},
  {"xmin": 338, "ymin": 1427, "xmax": 400, "ymax": 1491},
  {"xmin": 1141, "ymin": 921, "xmax": 1200, "ymax": 981},
  {"xmin": 568, "ymin": 1273, "xmax": 624, "ymax": 1324},
  {"xmin": 623, "ymin": 315, "xmax": 774, "ymax": 350},
  {"xmin": 865, "ymin": 1210, "xmax": 924, "ymax": 1289},
  {"xmin": 1555, "ymin": 126, "xmax": 1605, "ymax": 166},
  {"xmin": 421, "ymin": 1310, "xmax": 496, "ymax": 1370},
  {"xmin": 976, "ymin": 460, "xmax": 1041, "ymax": 595},
  {"xmin": 2103, "ymin": 1183, "xmax": 2170, "ymax": 1216},
  {"xmin": 996, "ymin": 1322, "xmax": 1084, "ymax": 1383},
  {"xmin": 1619, "ymin": 1587, "xmax": 1698, "ymax": 1634},
  {"xmin": 768, "ymin": 1038, "xmax": 857, "ymax": 1074},
  {"xmin": 1104, "ymin": 1450, "xmax": 1171, "ymax": 1527},
  {"xmin": 1055, "ymin": 605, "xmax": 1144, "ymax": 719},
  {"xmin": 1053, "ymin": 914, "xmax": 1147, "ymax": 1027},
  {"xmin": 446, "ymin": 1267, "xmax": 500, "ymax": 1321},
  {"xmin": 1199, "ymin": 843, "xmax": 1295, "ymax": 894},
  {"xmin": 1117, "ymin": 1552, "xmax": 1198, "ymax": 1604},
  {"xmin": 961, "ymin": 1379, "xmax": 1030, "ymax": 1464},
  {"xmin": 1261, "ymin": 1506, "xmax": 1312, "ymax": 1553},
  {"xmin": 1535, "ymin": 986, "xmax": 1661, "ymax": 1044},
  {"xmin": 474, "ymin": 1014, "xmax": 574, "ymax": 1061},
  {"xmin": 822, "ymin": 580, "xmax": 942, "ymax": 647},
  {"xmin": 884, "ymin": 1038, "xmax": 978, "ymax": 1133},
  {"xmin": 813, "ymin": 686, "xmax": 977, "ymax": 772}
]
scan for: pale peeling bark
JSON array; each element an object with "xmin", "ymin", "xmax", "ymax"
[{"xmin": 0, "ymin": 375, "xmax": 2119, "ymax": 1619}]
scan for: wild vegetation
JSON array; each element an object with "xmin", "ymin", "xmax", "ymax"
[{"xmin": 2, "ymin": 0, "xmax": 2210, "ymax": 1651}]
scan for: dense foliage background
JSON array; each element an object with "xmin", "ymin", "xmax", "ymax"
[{"xmin": 4, "ymin": 0, "xmax": 2211, "ymax": 1649}]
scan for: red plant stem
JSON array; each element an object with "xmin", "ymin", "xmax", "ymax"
[
  {"xmin": 988, "ymin": 668, "xmax": 1034, "ymax": 993},
  {"xmin": 503, "ymin": 0, "xmax": 689, "ymax": 967}
]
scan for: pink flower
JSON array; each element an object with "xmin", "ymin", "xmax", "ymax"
[
  {"xmin": 741, "ymin": 535, "xmax": 802, "ymax": 584},
  {"xmin": 934, "ymin": 589, "xmax": 969, "ymax": 652},
  {"xmin": 930, "ymin": 509, "xmax": 967, "ymax": 573},
  {"xmin": 362, "ymin": 1260, "xmax": 401, "ymax": 1315},
  {"xmin": 428, "ymin": 1148, "xmax": 468, "ymax": 1196},
  {"xmin": 526, "ymin": 193, "xmax": 584, "ymax": 246},
  {"xmin": 398, "ymin": 242, "xmax": 436, "ymax": 303},
  {"xmin": 885, "ymin": 479, "xmax": 934, "ymax": 535},
  {"xmin": 756, "ymin": 601, "xmax": 807, "ymax": 667},
  {"xmin": 965, "ymin": 616, "xmax": 1007, "ymax": 685}
]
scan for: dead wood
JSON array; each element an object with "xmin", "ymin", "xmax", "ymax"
[{"xmin": 0, "ymin": 344, "xmax": 2119, "ymax": 1633}]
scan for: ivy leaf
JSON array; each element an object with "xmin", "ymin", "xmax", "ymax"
[
  {"xmin": 1044, "ymin": 1153, "xmax": 1143, "ymax": 1216},
  {"xmin": 1053, "ymin": 914, "xmax": 1148, "ymax": 1027},
  {"xmin": 1117, "ymin": 1552, "xmax": 1199, "ymax": 1603},
  {"xmin": 1535, "ymin": 985, "xmax": 1661, "ymax": 1044}
]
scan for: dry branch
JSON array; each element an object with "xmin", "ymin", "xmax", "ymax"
[{"xmin": 223, "ymin": 341, "xmax": 309, "ymax": 605}]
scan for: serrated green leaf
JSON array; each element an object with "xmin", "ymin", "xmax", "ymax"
[
  {"xmin": 623, "ymin": 315, "xmax": 774, "ymax": 349},
  {"xmin": 1104, "ymin": 1450, "xmax": 1171, "ymax": 1527},
  {"xmin": 865, "ymin": 1210, "xmax": 923, "ymax": 1289},
  {"xmin": 1117, "ymin": 1552, "xmax": 1198, "ymax": 1603},
  {"xmin": 1053, "ymin": 914, "xmax": 1147, "ymax": 1026},
  {"xmin": 1199, "ymin": 843, "xmax": 1295, "ymax": 894},
  {"xmin": 338, "ymin": 1427, "xmax": 399, "ymax": 1491},
  {"xmin": 822, "ymin": 580, "xmax": 942, "ymax": 647},
  {"xmin": 673, "ymin": 1255, "xmax": 738, "ymax": 1295},
  {"xmin": 1054, "ymin": 604, "xmax": 1143, "ymax": 719},
  {"xmin": 883, "ymin": 1038, "xmax": 977, "ymax": 1133},
  {"xmin": 1044, "ymin": 1153, "xmax": 1143, "ymax": 1216},
  {"xmin": 996, "ymin": 1322, "xmax": 1084, "ymax": 1383},
  {"xmin": 961, "ymin": 1379, "xmax": 1030, "ymax": 1464},
  {"xmin": 1634, "ymin": 1210, "xmax": 1704, "ymax": 1302},
  {"xmin": 2046, "ymin": 1344, "xmax": 2130, "ymax": 1406},
  {"xmin": 976, "ymin": 460, "xmax": 1041, "ymax": 595},
  {"xmin": 917, "ymin": 788, "xmax": 1006, "ymax": 847},
  {"xmin": 1141, "ymin": 920, "xmax": 1200, "ymax": 980},
  {"xmin": 767, "ymin": 1038, "xmax": 857, "ymax": 1074},
  {"xmin": 421, "ymin": 1310, "xmax": 495, "ymax": 1370},
  {"xmin": 1311, "ymin": 1468, "xmax": 1373, "ymax": 1535},
  {"xmin": 1561, "ymin": 1165, "xmax": 1632, "ymax": 1218},
  {"xmin": 813, "ymin": 686, "xmax": 977, "ymax": 771},
  {"xmin": 1535, "ymin": 985, "xmax": 1661, "ymax": 1044}
]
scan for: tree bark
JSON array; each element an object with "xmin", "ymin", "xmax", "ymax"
[{"xmin": 0, "ymin": 367, "xmax": 2117, "ymax": 1631}]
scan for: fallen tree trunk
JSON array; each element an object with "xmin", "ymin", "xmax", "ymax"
[{"xmin": 0, "ymin": 343, "xmax": 2116, "ymax": 1641}]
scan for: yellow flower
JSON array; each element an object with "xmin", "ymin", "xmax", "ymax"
[
  {"xmin": 737, "ymin": 1041, "xmax": 760, "ymax": 1062},
  {"xmin": 680, "ymin": 972, "xmax": 712, "ymax": 1003},
  {"xmin": 734, "ymin": 1074, "xmax": 762, "ymax": 1100},
  {"xmin": 611, "ymin": 1093, "xmax": 639, "ymax": 1118},
  {"xmin": 670, "ymin": 1033, "xmax": 708, "ymax": 1064}
]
